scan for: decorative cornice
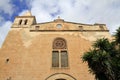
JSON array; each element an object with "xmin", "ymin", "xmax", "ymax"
[
  {"xmin": 30, "ymin": 30, "xmax": 109, "ymax": 32},
  {"xmin": 16, "ymin": 16, "xmax": 36, "ymax": 18},
  {"xmin": 33, "ymin": 21, "xmax": 105, "ymax": 26}
]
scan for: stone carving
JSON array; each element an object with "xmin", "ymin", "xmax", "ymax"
[{"xmin": 53, "ymin": 38, "xmax": 66, "ymax": 49}]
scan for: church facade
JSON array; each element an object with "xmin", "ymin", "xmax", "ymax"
[{"xmin": 0, "ymin": 12, "xmax": 111, "ymax": 80}]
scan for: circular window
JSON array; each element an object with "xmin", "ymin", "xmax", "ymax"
[
  {"xmin": 57, "ymin": 24, "xmax": 62, "ymax": 28},
  {"xmin": 53, "ymin": 38, "xmax": 66, "ymax": 49}
]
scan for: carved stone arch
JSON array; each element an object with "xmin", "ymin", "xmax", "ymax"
[
  {"xmin": 53, "ymin": 37, "xmax": 67, "ymax": 49},
  {"xmin": 45, "ymin": 73, "xmax": 76, "ymax": 80}
]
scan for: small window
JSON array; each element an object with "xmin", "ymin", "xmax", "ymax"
[
  {"xmin": 100, "ymin": 25, "xmax": 104, "ymax": 30},
  {"xmin": 24, "ymin": 19, "xmax": 28, "ymax": 25},
  {"xmin": 6, "ymin": 58, "xmax": 9, "ymax": 63},
  {"xmin": 57, "ymin": 24, "xmax": 62, "ymax": 28},
  {"xmin": 19, "ymin": 20, "xmax": 22, "ymax": 25},
  {"xmin": 79, "ymin": 26, "xmax": 83, "ymax": 31},
  {"xmin": 35, "ymin": 26, "xmax": 40, "ymax": 30}
]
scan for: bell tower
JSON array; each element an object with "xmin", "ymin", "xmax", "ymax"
[{"xmin": 12, "ymin": 11, "xmax": 36, "ymax": 28}]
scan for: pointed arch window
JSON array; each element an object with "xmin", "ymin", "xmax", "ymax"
[{"xmin": 52, "ymin": 38, "xmax": 68, "ymax": 68}]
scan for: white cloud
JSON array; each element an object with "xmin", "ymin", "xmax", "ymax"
[
  {"xmin": 30, "ymin": 0, "xmax": 59, "ymax": 22},
  {"xmin": 0, "ymin": 0, "xmax": 15, "ymax": 15},
  {"xmin": 28, "ymin": 0, "xmax": 120, "ymax": 34},
  {"xmin": 0, "ymin": 21, "xmax": 12, "ymax": 47},
  {"xmin": 18, "ymin": 10, "xmax": 30, "ymax": 16}
]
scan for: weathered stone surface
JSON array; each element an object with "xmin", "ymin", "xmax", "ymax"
[{"xmin": 0, "ymin": 12, "xmax": 112, "ymax": 80}]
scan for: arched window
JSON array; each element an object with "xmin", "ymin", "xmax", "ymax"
[
  {"xmin": 52, "ymin": 38, "xmax": 68, "ymax": 68},
  {"xmin": 24, "ymin": 19, "xmax": 28, "ymax": 25},
  {"xmin": 19, "ymin": 19, "xmax": 22, "ymax": 25}
]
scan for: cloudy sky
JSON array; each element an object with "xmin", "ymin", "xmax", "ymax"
[{"xmin": 0, "ymin": 0, "xmax": 120, "ymax": 47}]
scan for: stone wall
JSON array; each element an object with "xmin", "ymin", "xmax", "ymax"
[{"xmin": 0, "ymin": 12, "xmax": 111, "ymax": 80}]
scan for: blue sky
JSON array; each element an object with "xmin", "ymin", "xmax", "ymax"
[{"xmin": 0, "ymin": 0, "xmax": 120, "ymax": 47}]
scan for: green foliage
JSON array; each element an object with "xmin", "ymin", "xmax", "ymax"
[
  {"xmin": 82, "ymin": 27, "xmax": 120, "ymax": 80},
  {"xmin": 114, "ymin": 27, "xmax": 120, "ymax": 44},
  {"xmin": 82, "ymin": 38, "xmax": 115, "ymax": 80}
]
